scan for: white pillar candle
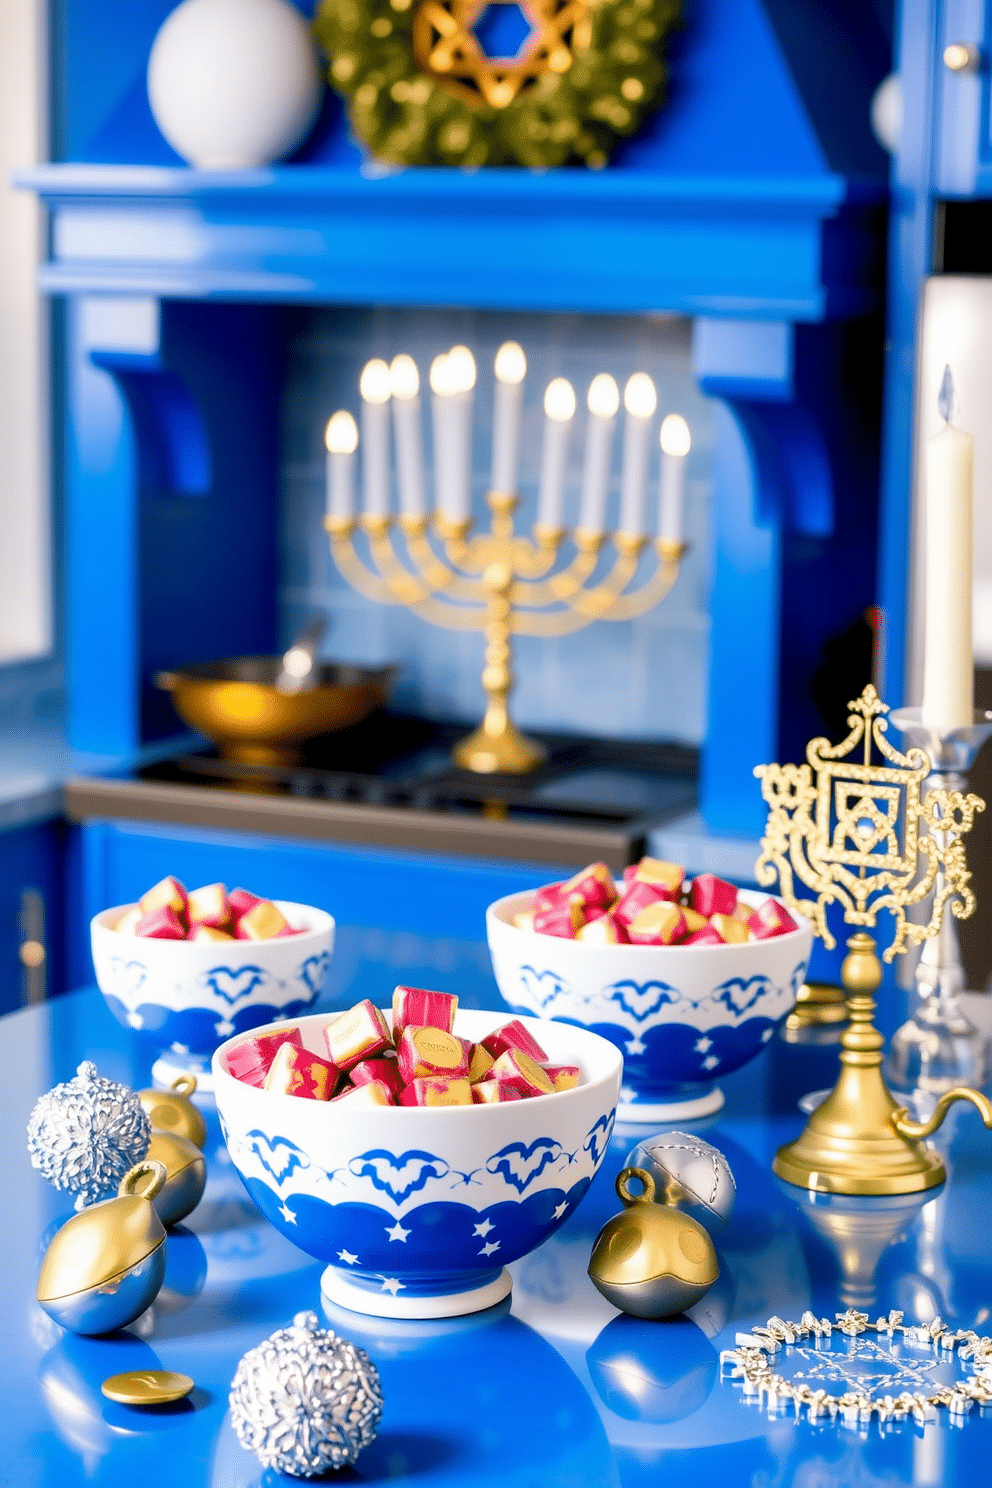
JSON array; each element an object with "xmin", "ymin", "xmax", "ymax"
[
  {"xmin": 579, "ymin": 373, "xmax": 619, "ymax": 534},
  {"xmin": 658, "ymin": 413, "xmax": 691, "ymax": 544},
  {"xmin": 359, "ymin": 358, "xmax": 392, "ymax": 518},
  {"xmin": 324, "ymin": 410, "xmax": 358, "ymax": 520},
  {"xmin": 922, "ymin": 370, "xmax": 974, "ymax": 729},
  {"xmin": 389, "ymin": 353, "xmax": 426, "ymax": 520},
  {"xmin": 536, "ymin": 377, "xmax": 576, "ymax": 530},
  {"xmin": 491, "ymin": 340, "xmax": 527, "ymax": 496},
  {"xmin": 618, "ymin": 372, "xmax": 658, "ymax": 536},
  {"xmin": 445, "ymin": 344, "xmax": 476, "ymax": 523},
  {"xmin": 430, "ymin": 352, "xmax": 455, "ymax": 520}
]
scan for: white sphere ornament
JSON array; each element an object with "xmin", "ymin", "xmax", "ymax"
[{"xmin": 147, "ymin": 0, "xmax": 323, "ymax": 170}]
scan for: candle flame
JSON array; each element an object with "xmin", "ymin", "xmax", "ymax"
[
  {"xmin": 623, "ymin": 372, "xmax": 657, "ymax": 419},
  {"xmin": 938, "ymin": 365, "xmax": 956, "ymax": 424},
  {"xmin": 325, "ymin": 410, "xmax": 359, "ymax": 454},
  {"xmin": 587, "ymin": 373, "xmax": 620, "ymax": 420},
  {"xmin": 494, "ymin": 341, "xmax": 527, "ymax": 386},
  {"xmin": 429, "ymin": 353, "xmax": 453, "ymax": 397},
  {"xmin": 660, "ymin": 413, "xmax": 691, "ymax": 457},
  {"xmin": 544, "ymin": 377, "xmax": 576, "ymax": 422},
  {"xmin": 359, "ymin": 359, "xmax": 392, "ymax": 405},
  {"xmin": 447, "ymin": 344, "xmax": 477, "ymax": 394},
  {"xmin": 390, "ymin": 354, "xmax": 420, "ymax": 401}
]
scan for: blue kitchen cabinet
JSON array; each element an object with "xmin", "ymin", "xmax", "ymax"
[{"xmin": 0, "ymin": 819, "xmax": 65, "ymax": 1014}]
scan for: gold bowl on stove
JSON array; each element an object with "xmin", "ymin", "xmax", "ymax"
[{"xmin": 156, "ymin": 658, "xmax": 397, "ymax": 766}]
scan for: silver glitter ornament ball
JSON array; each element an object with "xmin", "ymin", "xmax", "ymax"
[
  {"xmin": 624, "ymin": 1131, "xmax": 736, "ymax": 1236},
  {"xmin": 230, "ymin": 1311, "xmax": 383, "ymax": 1477},
  {"xmin": 27, "ymin": 1061, "xmax": 151, "ymax": 1209}
]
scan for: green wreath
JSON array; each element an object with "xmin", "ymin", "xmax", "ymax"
[{"xmin": 314, "ymin": 0, "xmax": 682, "ymax": 170}]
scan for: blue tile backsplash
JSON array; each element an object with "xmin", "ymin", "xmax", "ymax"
[{"xmin": 279, "ymin": 308, "xmax": 712, "ymax": 744}]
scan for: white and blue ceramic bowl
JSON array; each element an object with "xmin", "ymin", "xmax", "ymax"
[
  {"xmin": 487, "ymin": 888, "xmax": 812, "ymax": 1122},
  {"xmin": 213, "ymin": 1008, "xmax": 622, "ymax": 1319},
  {"xmin": 91, "ymin": 901, "xmax": 334, "ymax": 1090}
]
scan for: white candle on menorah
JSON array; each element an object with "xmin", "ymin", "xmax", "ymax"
[
  {"xmin": 324, "ymin": 410, "xmax": 358, "ymax": 521},
  {"xmin": 390, "ymin": 353, "xmax": 427, "ymax": 521},
  {"xmin": 536, "ymin": 377, "xmax": 575, "ymax": 532},
  {"xmin": 491, "ymin": 341, "xmax": 526, "ymax": 498},
  {"xmin": 359, "ymin": 359, "xmax": 391, "ymax": 519},
  {"xmin": 618, "ymin": 373, "xmax": 658, "ymax": 537},
  {"xmin": 579, "ymin": 373, "xmax": 619, "ymax": 534},
  {"xmin": 659, "ymin": 412, "xmax": 691, "ymax": 545}
]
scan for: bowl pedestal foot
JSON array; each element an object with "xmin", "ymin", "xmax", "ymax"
[
  {"xmin": 616, "ymin": 1085, "xmax": 724, "ymax": 1124},
  {"xmin": 320, "ymin": 1265, "xmax": 512, "ymax": 1320}
]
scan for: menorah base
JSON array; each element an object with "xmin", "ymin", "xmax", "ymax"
[
  {"xmin": 773, "ymin": 1063, "xmax": 948, "ymax": 1196},
  {"xmin": 454, "ymin": 716, "xmax": 546, "ymax": 775}
]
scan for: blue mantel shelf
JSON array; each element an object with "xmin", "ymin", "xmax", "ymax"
[
  {"xmin": 19, "ymin": 162, "xmax": 881, "ymax": 319},
  {"xmin": 25, "ymin": 0, "xmax": 890, "ymax": 319}
]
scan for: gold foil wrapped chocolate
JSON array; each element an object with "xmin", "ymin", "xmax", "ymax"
[{"xmin": 588, "ymin": 1167, "xmax": 719, "ymax": 1319}]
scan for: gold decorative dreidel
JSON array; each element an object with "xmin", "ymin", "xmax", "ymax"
[{"xmin": 754, "ymin": 685, "xmax": 992, "ymax": 1195}]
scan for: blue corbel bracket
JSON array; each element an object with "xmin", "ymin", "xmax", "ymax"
[
  {"xmin": 88, "ymin": 350, "xmax": 211, "ymax": 498},
  {"xmin": 66, "ymin": 296, "xmax": 279, "ymax": 754}
]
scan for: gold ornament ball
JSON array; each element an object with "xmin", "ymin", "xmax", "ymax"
[
  {"xmin": 146, "ymin": 1130, "xmax": 207, "ymax": 1226},
  {"xmin": 137, "ymin": 1074, "xmax": 207, "ymax": 1149},
  {"xmin": 588, "ymin": 1167, "xmax": 719, "ymax": 1319},
  {"xmin": 36, "ymin": 1161, "xmax": 169, "ymax": 1335}
]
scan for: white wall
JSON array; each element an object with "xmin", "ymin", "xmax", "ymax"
[
  {"xmin": 911, "ymin": 276, "xmax": 992, "ymax": 693},
  {"xmin": 0, "ymin": 0, "xmax": 52, "ymax": 663}
]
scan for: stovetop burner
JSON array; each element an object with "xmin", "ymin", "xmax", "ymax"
[
  {"xmin": 68, "ymin": 711, "xmax": 698, "ymax": 869},
  {"xmin": 137, "ymin": 712, "xmax": 697, "ymax": 825}
]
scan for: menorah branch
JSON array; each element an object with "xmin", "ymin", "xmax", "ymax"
[{"xmin": 326, "ymin": 492, "xmax": 687, "ymax": 773}]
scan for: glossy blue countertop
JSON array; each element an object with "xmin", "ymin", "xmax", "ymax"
[
  {"xmin": 3, "ymin": 951, "xmax": 992, "ymax": 1488},
  {"xmin": 0, "ymin": 719, "xmax": 200, "ymax": 833}
]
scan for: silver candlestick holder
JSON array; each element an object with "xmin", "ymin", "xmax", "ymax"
[{"xmin": 886, "ymin": 708, "xmax": 992, "ymax": 1095}]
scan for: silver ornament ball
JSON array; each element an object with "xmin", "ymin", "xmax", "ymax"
[
  {"xmin": 27, "ymin": 1061, "xmax": 152, "ymax": 1209},
  {"xmin": 624, "ymin": 1131, "xmax": 736, "ymax": 1236},
  {"xmin": 230, "ymin": 1310, "xmax": 383, "ymax": 1478}
]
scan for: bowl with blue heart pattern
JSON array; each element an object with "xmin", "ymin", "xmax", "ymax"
[
  {"xmin": 487, "ymin": 888, "xmax": 812, "ymax": 1122},
  {"xmin": 91, "ymin": 901, "xmax": 334, "ymax": 1091},
  {"xmin": 213, "ymin": 1008, "xmax": 622, "ymax": 1319}
]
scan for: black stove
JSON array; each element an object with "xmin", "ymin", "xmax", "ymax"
[{"xmin": 66, "ymin": 712, "xmax": 698, "ymax": 870}]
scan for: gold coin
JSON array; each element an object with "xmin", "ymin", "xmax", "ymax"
[{"xmin": 101, "ymin": 1370, "xmax": 194, "ymax": 1405}]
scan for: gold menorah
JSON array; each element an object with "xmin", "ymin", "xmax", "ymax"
[{"xmin": 323, "ymin": 495, "xmax": 686, "ymax": 774}]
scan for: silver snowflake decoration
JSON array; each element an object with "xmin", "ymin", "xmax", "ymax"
[
  {"xmin": 26, "ymin": 1061, "xmax": 151, "ymax": 1209},
  {"xmin": 721, "ymin": 1310, "xmax": 992, "ymax": 1429},
  {"xmin": 230, "ymin": 1311, "xmax": 383, "ymax": 1477}
]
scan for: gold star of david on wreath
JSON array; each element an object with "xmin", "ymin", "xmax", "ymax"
[
  {"xmin": 412, "ymin": 0, "xmax": 592, "ymax": 110},
  {"xmin": 314, "ymin": 0, "xmax": 682, "ymax": 169},
  {"xmin": 754, "ymin": 686, "xmax": 984, "ymax": 960}
]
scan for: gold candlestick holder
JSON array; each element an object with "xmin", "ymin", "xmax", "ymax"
[
  {"xmin": 324, "ymin": 493, "xmax": 686, "ymax": 774},
  {"xmin": 754, "ymin": 684, "xmax": 992, "ymax": 1196}
]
